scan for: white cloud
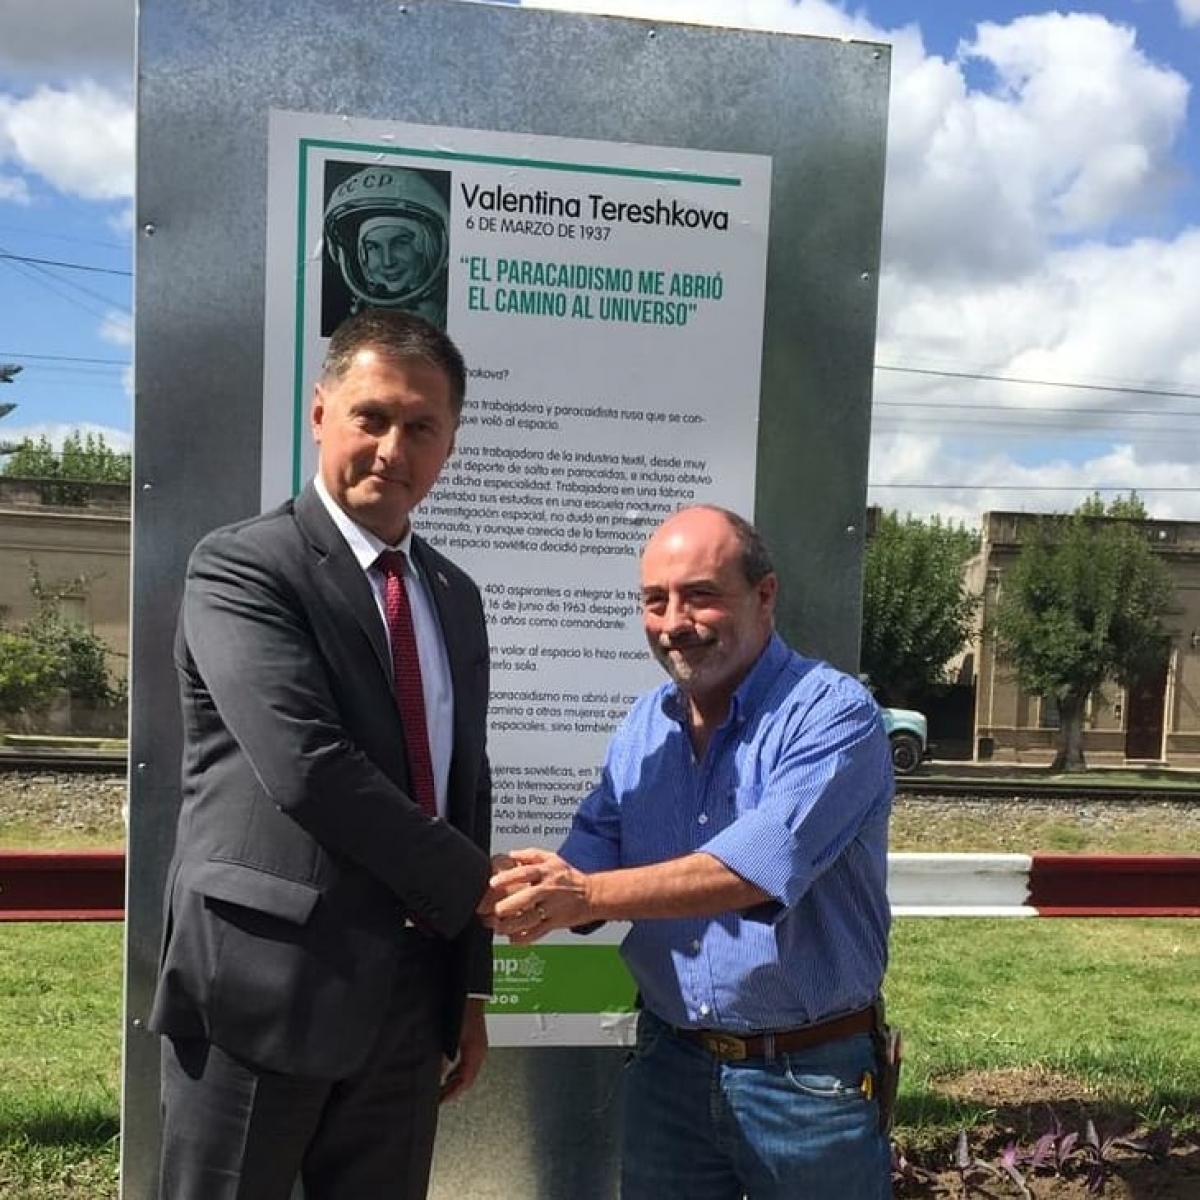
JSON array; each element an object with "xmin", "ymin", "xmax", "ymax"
[
  {"xmin": 869, "ymin": 434, "xmax": 1199, "ymax": 527},
  {"xmin": 99, "ymin": 310, "xmax": 133, "ymax": 349},
  {"xmin": 1176, "ymin": 0, "xmax": 1200, "ymax": 28},
  {"xmin": 0, "ymin": 173, "xmax": 30, "ymax": 203},
  {"xmin": 965, "ymin": 16, "xmax": 1186, "ymax": 229},
  {"xmin": 0, "ymin": 0, "xmax": 135, "ymax": 80},
  {"xmin": 876, "ymin": 226, "xmax": 1200, "ymax": 434},
  {"xmin": 884, "ymin": 13, "xmax": 1189, "ymax": 281},
  {"xmin": 106, "ymin": 202, "xmax": 135, "ymax": 238},
  {"xmin": 524, "ymin": 2, "xmax": 1200, "ymax": 520},
  {"xmin": 0, "ymin": 82, "xmax": 134, "ymax": 200},
  {"xmin": 522, "ymin": 0, "xmax": 873, "ymax": 37}
]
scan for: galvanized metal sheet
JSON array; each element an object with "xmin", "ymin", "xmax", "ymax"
[{"xmin": 129, "ymin": 2, "xmax": 888, "ymax": 1195}]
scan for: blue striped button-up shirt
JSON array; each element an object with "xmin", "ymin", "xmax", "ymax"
[{"xmin": 560, "ymin": 633, "xmax": 893, "ymax": 1032}]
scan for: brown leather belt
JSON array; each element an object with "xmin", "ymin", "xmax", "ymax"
[{"xmin": 676, "ymin": 1005, "xmax": 876, "ymax": 1062}]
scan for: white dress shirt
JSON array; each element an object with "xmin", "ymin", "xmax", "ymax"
[{"xmin": 313, "ymin": 476, "xmax": 454, "ymax": 818}]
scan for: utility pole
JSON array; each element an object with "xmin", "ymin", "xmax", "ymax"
[{"xmin": 0, "ymin": 362, "xmax": 21, "ymax": 456}]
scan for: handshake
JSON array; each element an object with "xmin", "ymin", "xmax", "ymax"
[{"xmin": 476, "ymin": 848, "xmax": 595, "ymax": 944}]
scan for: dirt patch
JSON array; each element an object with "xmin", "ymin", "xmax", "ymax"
[{"xmin": 894, "ymin": 1068, "xmax": 1200, "ymax": 1197}]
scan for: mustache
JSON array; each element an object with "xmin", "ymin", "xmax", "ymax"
[{"xmin": 658, "ymin": 629, "xmax": 717, "ymax": 651}]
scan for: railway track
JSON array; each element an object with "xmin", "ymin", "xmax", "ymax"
[
  {"xmin": 897, "ymin": 771, "xmax": 1200, "ymax": 802},
  {"xmin": 2, "ymin": 748, "xmax": 1197, "ymax": 801},
  {"xmin": 0, "ymin": 748, "xmax": 128, "ymax": 774}
]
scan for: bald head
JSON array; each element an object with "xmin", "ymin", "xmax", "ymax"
[{"xmin": 642, "ymin": 506, "xmax": 775, "ymax": 587}]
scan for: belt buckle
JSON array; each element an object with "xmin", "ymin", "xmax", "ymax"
[{"xmin": 700, "ymin": 1032, "xmax": 747, "ymax": 1061}]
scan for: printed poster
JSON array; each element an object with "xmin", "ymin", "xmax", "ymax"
[{"xmin": 263, "ymin": 109, "xmax": 771, "ymax": 1044}]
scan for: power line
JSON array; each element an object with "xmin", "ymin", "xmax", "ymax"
[
  {"xmin": 871, "ymin": 483, "xmax": 1200, "ymax": 493},
  {"xmin": 0, "ymin": 251, "xmax": 128, "ymax": 320},
  {"xmin": 876, "ymin": 363, "xmax": 1200, "ymax": 401},
  {"xmin": 875, "ymin": 399, "xmax": 1200, "ymax": 418},
  {"xmin": 0, "ymin": 223, "xmax": 126, "ymax": 251},
  {"xmin": 0, "ymin": 252, "xmax": 130, "ymax": 276},
  {"xmin": 0, "ymin": 352, "xmax": 127, "ymax": 365}
]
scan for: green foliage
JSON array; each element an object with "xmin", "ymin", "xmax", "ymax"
[
  {"xmin": 1, "ymin": 431, "xmax": 130, "ymax": 505},
  {"xmin": 860, "ymin": 511, "xmax": 979, "ymax": 705},
  {"xmin": 1075, "ymin": 490, "xmax": 1148, "ymax": 520},
  {"xmin": 0, "ymin": 630, "xmax": 60, "ymax": 713},
  {"xmin": 993, "ymin": 511, "xmax": 1174, "ymax": 772},
  {"xmin": 0, "ymin": 569, "xmax": 120, "ymax": 717}
]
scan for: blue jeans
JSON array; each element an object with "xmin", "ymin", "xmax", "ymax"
[{"xmin": 621, "ymin": 1010, "xmax": 892, "ymax": 1200}]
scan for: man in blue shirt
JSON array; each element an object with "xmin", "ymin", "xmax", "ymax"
[{"xmin": 484, "ymin": 505, "xmax": 894, "ymax": 1199}]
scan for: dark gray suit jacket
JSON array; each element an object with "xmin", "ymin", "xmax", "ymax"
[{"xmin": 149, "ymin": 485, "xmax": 493, "ymax": 1079}]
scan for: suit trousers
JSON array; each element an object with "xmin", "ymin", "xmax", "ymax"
[{"xmin": 159, "ymin": 929, "xmax": 450, "ymax": 1200}]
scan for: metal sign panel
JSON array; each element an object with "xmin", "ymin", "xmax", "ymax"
[{"xmin": 129, "ymin": 1, "xmax": 888, "ymax": 1194}]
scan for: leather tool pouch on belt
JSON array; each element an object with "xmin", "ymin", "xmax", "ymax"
[{"xmin": 870, "ymin": 998, "xmax": 902, "ymax": 1134}]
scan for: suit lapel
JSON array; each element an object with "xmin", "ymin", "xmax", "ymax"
[{"xmin": 293, "ymin": 485, "xmax": 391, "ymax": 685}]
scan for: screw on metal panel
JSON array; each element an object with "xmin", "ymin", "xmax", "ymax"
[
  {"xmin": 137, "ymin": 762, "xmax": 147, "ymax": 771},
  {"xmin": 132, "ymin": 1018, "xmax": 143, "ymax": 1029},
  {"xmin": 860, "ymin": 272, "xmax": 872, "ymax": 283},
  {"xmin": 142, "ymin": 482, "xmax": 152, "ymax": 491},
  {"xmin": 142, "ymin": 223, "xmax": 156, "ymax": 236},
  {"xmin": 647, "ymin": 28, "xmax": 657, "ymax": 39},
  {"xmin": 846, "ymin": 525, "xmax": 857, "ymax": 535},
  {"xmin": 873, "ymin": 49, "xmax": 882, "ymax": 60}
]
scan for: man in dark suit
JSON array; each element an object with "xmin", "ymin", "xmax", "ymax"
[{"xmin": 150, "ymin": 308, "xmax": 494, "ymax": 1199}]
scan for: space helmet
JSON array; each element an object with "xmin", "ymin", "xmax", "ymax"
[{"xmin": 323, "ymin": 165, "xmax": 450, "ymax": 310}]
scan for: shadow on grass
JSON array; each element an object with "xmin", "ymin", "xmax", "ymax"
[
  {"xmin": 895, "ymin": 1092, "xmax": 1200, "ymax": 1198},
  {"xmin": 897, "ymin": 1089, "xmax": 1195, "ymax": 1152},
  {"xmin": 0, "ymin": 1109, "xmax": 119, "ymax": 1147},
  {"xmin": 897, "ymin": 1088, "xmax": 1200, "ymax": 1136}
]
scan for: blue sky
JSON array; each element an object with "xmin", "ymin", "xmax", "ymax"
[{"xmin": 2, "ymin": 0, "xmax": 1199, "ymax": 523}]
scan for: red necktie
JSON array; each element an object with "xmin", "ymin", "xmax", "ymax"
[{"xmin": 377, "ymin": 550, "xmax": 437, "ymax": 819}]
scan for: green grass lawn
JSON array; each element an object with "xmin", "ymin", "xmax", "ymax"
[
  {"xmin": 1, "ymin": 785, "xmax": 1198, "ymax": 1195},
  {"xmin": 0, "ymin": 924, "xmax": 121, "ymax": 1198},
  {"xmin": 890, "ymin": 918, "xmax": 1200, "ymax": 1133},
  {"xmin": 1, "ymin": 917, "xmax": 1196, "ymax": 1195}
]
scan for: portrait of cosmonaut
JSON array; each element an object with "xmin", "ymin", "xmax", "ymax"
[{"xmin": 321, "ymin": 162, "xmax": 451, "ymax": 332}]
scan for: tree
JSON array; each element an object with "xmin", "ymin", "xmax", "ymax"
[
  {"xmin": 992, "ymin": 503, "xmax": 1174, "ymax": 773},
  {"xmin": 0, "ymin": 566, "xmax": 122, "ymax": 721},
  {"xmin": 2, "ymin": 430, "xmax": 131, "ymax": 504},
  {"xmin": 1075, "ymin": 490, "xmax": 1148, "ymax": 520},
  {"xmin": 860, "ymin": 512, "xmax": 978, "ymax": 705}
]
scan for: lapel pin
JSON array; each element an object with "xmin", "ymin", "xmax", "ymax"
[{"xmin": 437, "ymin": 571, "xmax": 449, "ymax": 588}]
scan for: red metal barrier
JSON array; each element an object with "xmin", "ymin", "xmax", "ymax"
[
  {"xmin": 0, "ymin": 850, "xmax": 125, "ymax": 921},
  {"xmin": 1029, "ymin": 854, "xmax": 1200, "ymax": 917},
  {"xmin": 1, "ymin": 851, "xmax": 1199, "ymax": 922}
]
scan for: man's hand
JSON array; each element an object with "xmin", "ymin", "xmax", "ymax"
[
  {"xmin": 476, "ymin": 852, "xmax": 517, "ymax": 919},
  {"xmin": 481, "ymin": 848, "xmax": 592, "ymax": 944},
  {"xmin": 440, "ymin": 998, "xmax": 488, "ymax": 1103}
]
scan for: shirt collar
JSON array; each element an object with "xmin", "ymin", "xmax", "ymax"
[{"xmin": 312, "ymin": 474, "xmax": 416, "ymax": 575}]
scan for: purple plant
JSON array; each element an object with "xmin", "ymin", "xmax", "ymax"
[
  {"xmin": 890, "ymin": 1108, "xmax": 1177, "ymax": 1197},
  {"xmin": 889, "ymin": 1141, "xmax": 936, "ymax": 1191},
  {"xmin": 952, "ymin": 1129, "xmax": 1005, "ymax": 1196},
  {"xmin": 997, "ymin": 1140, "xmax": 1033, "ymax": 1198},
  {"xmin": 1022, "ymin": 1107, "xmax": 1081, "ymax": 1176}
]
